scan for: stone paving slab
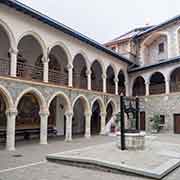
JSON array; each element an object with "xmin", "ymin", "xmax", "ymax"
[{"xmin": 47, "ymin": 137, "xmax": 180, "ymax": 179}]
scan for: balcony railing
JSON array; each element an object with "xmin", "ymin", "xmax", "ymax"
[
  {"xmin": 73, "ymin": 72, "xmax": 87, "ymax": 89},
  {"xmin": 92, "ymin": 79, "xmax": 103, "ymax": 92},
  {"xmin": 107, "ymin": 83, "xmax": 115, "ymax": 94},
  {"xmin": 133, "ymin": 87, "xmax": 145, "ymax": 96},
  {"xmin": 170, "ymin": 82, "xmax": 180, "ymax": 92},
  {"xmin": 49, "ymin": 69, "xmax": 68, "ymax": 86},
  {"xmin": 149, "ymin": 83, "xmax": 165, "ymax": 95},
  {"xmin": 17, "ymin": 62, "xmax": 43, "ymax": 81},
  {"xmin": 118, "ymin": 87, "xmax": 125, "ymax": 95},
  {"xmin": 0, "ymin": 58, "xmax": 10, "ymax": 76}
]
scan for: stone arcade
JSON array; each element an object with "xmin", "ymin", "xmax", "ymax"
[{"xmin": 1, "ymin": 0, "xmax": 180, "ymax": 152}]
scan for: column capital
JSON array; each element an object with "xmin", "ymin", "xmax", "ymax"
[
  {"xmin": 41, "ymin": 55, "xmax": 49, "ymax": 63},
  {"xmin": 67, "ymin": 63, "xmax": 73, "ymax": 70},
  {"xmin": 102, "ymin": 73, "xmax": 106, "ymax": 79},
  {"xmin": 100, "ymin": 112, "xmax": 106, "ymax": 117},
  {"xmin": 9, "ymin": 47, "xmax": 18, "ymax": 55},
  {"xmin": 39, "ymin": 111, "xmax": 49, "ymax": 117},
  {"xmin": 85, "ymin": 112, "xmax": 92, "ymax": 117},
  {"xmin": 86, "ymin": 69, "xmax": 91, "ymax": 76},
  {"xmin": 65, "ymin": 111, "xmax": 73, "ymax": 117},
  {"xmin": 6, "ymin": 108, "xmax": 17, "ymax": 116},
  {"xmin": 114, "ymin": 77, "xmax": 119, "ymax": 83}
]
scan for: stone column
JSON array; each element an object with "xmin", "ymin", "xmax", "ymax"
[
  {"xmin": 6, "ymin": 109, "xmax": 17, "ymax": 151},
  {"xmin": 165, "ymin": 78, "xmax": 170, "ymax": 94},
  {"xmin": 114, "ymin": 77, "xmax": 119, "ymax": 95},
  {"xmin": 65, "ymin": 112, "xmax": 73, "ymax": 141},
  {"xmin": 86, "ymin": 69, "xmax": 91, "ymax": 90},
  {"xmin": 102, "ymin": 73, "xmax": 107, "ymax": 93},
  {"xmin": 145, "ymin": 82, "xmax": 149, "ymax": 96},
  {"xmin": 40, "ymin": 111, "xmax": 49, "ymax": 145},
  {"xmin": 9, "ymin": 48, "xmax": 18, "ymax": 77},
  {"xmin": 67, "ymin": 64, "xmax": 73, "ymax": 87},
  {"xmin": 43, "ymin": 57, "xmax": 49, "ymax": 83},
  {"xmin": 125, "ymin": 81, "xmax": 129, "ymax": 96},
  {"xmin": 85, "ymin": 112, "xmax": 92, "ymax": 138},
  {"xmin": 100, "ymin": 112, "xmax": 106, "ymax": 134}
]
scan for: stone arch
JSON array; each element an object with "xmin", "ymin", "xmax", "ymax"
[
  {"xmin": 106, "ymin": 98, "xmax": 117, "ymax": 114},
  {"xmin": 91, "ymin": 96, "xmax": 106, "ymax": 113},
  {"xmin": 141, "ymin": 32, "xmax": 168, "ymax": 65},
  {"xmin": 17, "ymin": 31, "xmax": 46, "ymax": 55},
  {"xmin": 73, "ymin": 50, "xmax": 90, "ymax": 69},
  {"xmin": 0, "ymin": 85, "xmax": 14, "ymax": 110},
  {"xmin": 72, "ymin": 95, "xmax": 90, "ymax": 136},
  {"xmin": 105, "ymin": 63, "xmax": 118, "ymax": 78},
  {"xmin": 91, "ymin": 59, "xmax": 105, "ymax": 74},
  {"xmin": 72, "ymin": 95, "xmax": 90, "ymax": 113},
  {"xmin": 149, "ymin": 71, "xmax": 166, "ymax": 95},
  {"xmin": 15, "ymin": 87, "xmax": 46, "ymax": 112},
  {"xmin": 106, "ymin": 65, "xmax": 116, "ymax": 94},
  {"xmin": 91, "ymin": 60, "xmax": 104, "ymax": 92},
  {"xmin": 169, "ymin": 66, "xmax": 180, "ymax": 92},
  {"xmin": 0, "ymin": 19, "xmax": 16, "ymax": 48},
  {"xmin": 48, "ymin": 91, "xmax": 72, "ymax": 113},
  {"xmin": 73, "ymin": 53, "xmax": 88, "ymax": 89},
  {"xmin": 132, "ymin": 76, "xmax": 146, "ymax": 96},
  {"xmin": 118, "ymin": 70, "xmax": 126, "ymax": 95},
  {"xmin": 49, "ymin": 41, "xmax": 72, "ymax": 64}
]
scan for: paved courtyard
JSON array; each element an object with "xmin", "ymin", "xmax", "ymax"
[{"xmin": 0, "ymin": 134, "xmax": 180, "ymax": 180}]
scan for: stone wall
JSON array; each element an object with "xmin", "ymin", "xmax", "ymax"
[{"xmin": 140, "ymin": 93, "xmax": 180, "ymax": 133}]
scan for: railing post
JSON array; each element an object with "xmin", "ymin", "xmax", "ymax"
[{"xmin": 9, "ymin": 48, "xmax": 18, "ymax": 77}]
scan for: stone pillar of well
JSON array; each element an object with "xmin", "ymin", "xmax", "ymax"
[
  {"xmin": 102, "ymin": 73, "xmax": 107, "ymax": 93},
  {"xmin": 6, "ymin": 109, "xmax": 17, "ymax": 151},
  {"xmin": 42, "ymin": 56, "xmax": 49, "ymax": 83},
  {"xmin": 86, "ymin": 69, "xmax": 91, "ymax": 90},
  {"xmin": 65, "ymin": 112, "xmax": 73, "ymax": 141},
  {"xmin": 114, "ymin": 77, "xmax": 119, "ymax": 95},
  {"xmin": 100, "ymin": 112, "xmax": 106, "ymax": 134},
  {"xmin": 9, "ymin": 48, "xmax": 18, "ymax": 77},
  {"xmin": 67, "ymin": 64, "xmax": 73, "ymax": 87},
  {"xmin": 85, "ymin": 112, "xmax": 92, "ymax": 138},
  {"xmin": 40, "ymin": 111, "xmax": 49, "ymax": 145}
]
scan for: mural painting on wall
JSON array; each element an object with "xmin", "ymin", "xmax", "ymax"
[{"xmin": 16, "ymin": 94, "xmax": 40, "ymax": 129}]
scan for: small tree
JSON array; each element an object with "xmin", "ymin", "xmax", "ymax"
[{"xmin": 150, "ymin": 113, "xmax": 161, "ymax": 132}]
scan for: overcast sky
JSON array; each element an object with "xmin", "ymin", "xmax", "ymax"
[{"xmin": 19, "ymin": 0, "xmax": 180, "ymax": 43}]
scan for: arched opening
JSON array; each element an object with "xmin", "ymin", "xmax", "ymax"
[
  {"xmin": 73, "ymin": 54, "xmax": 87, "ymax": 89},
  {"xmin": 106, "ymin": 66, "xmax": 115, "ymax": 94},
  {"xmin": 118, "ymin": 71, "xmax": 126, "ymax": 95},
  {"xmin": 72, "ymin": 97, "xmax": 87, "ymax": 137},
  {"xmin": 48, "ymin": 45, "xmax": 68, "ymax": 86},
  {"xmin": 17, "ymin": 35, "xmax": 43, "ymax": 81},
  {"xmin": 149, "ymin": 72, "xmax": 165, "ymax": 95},
  {"xmin": 170, "ymin": 67, "xmax": 180, "ymax": 92},
  {"xmin": 16, "ymin": 93, "xmax": 41, "ymax": 142},
  {"xmin": 142, "ymin": 33, "xmax": 168, "ymax": 65},
  {"xmin": 91, "ymin": 60, "xmax": 103, "ymax": 92},
  {"xmin": 0, "ymin": 25, "xmax": 11, "ymax": 76},
  {"xmin": 132, "ymin": 76, "xmax": 146, "ymax": 96},
  {"xmin": 91, "ymin": 100, "xmax": 101, "ymax": 135},
  {"xmin": 48, "ymin": 94, "xmax": 70, "ymax": 140},
  {"xmin": 105, "ymin": 102, "xmax": 114, "ymax": 124},
  {"xmin": 0, "ymin": 93, "xmax": 7, "ymax": 148}
]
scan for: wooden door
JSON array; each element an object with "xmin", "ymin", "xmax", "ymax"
[
  {"xmin": 174, "ymin": 114, "xmax": 180, "ymax": 133},
  {"xmin": 140, "ymin": 112, "xmax": 146, "ymax": 131}
]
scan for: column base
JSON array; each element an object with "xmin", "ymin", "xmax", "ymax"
[
  {"xmin": 40, "ymin": 141, "xmax": 48, "ymax": 145},
  {"xmin": 85, "ymin": 134, "xmax": 91, "ymax": 139},
  {"xmin": 6, "ymin": 145, "xmax": 15, "ymax": 151},
  {"xmin": 65, "ymin": 137, "xmax": 72, "ymax": 142}
]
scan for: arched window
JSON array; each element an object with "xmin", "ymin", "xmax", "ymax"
[
  {"xmin": 149, "ymin": 72, "xmax": 165, "ymax": 95},
  {"xmin": 170, "ymin": 67, "xmax": 180, "ymax": 92},
  {"xmin": 106, "ymin": 66, "xmax": 115, "ymax": 94},
  {"xmin": 118, "ymin": 71, "xmax": 126, "ymax": 95},
  {"xmin": 133, "ymin": 76, "xmax": 146, "ymax": 96}
]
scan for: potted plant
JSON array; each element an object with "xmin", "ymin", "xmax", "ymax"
[{"xmin": 150, "ymin": 114, "xmax": 161, "ymax": 133}]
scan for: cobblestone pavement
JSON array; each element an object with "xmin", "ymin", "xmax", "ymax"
[{"xmin": 0, "ymin": 134, "xmax": 180, "ymax": 180}]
